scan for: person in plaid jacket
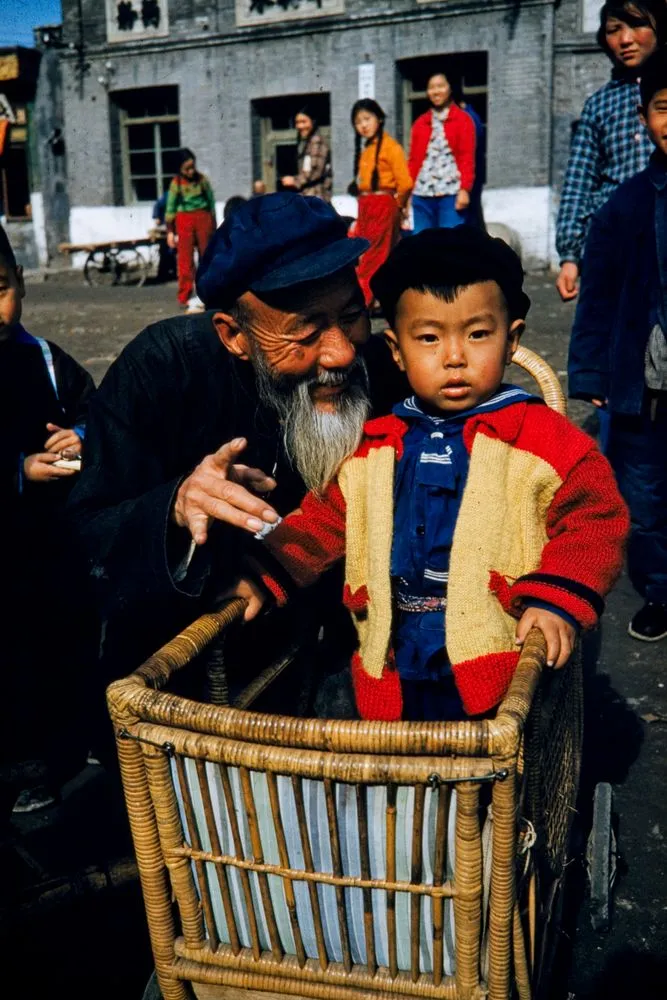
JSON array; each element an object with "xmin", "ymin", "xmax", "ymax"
[{"xmin": 555, "ymin": 0, "xmax": 666, "ymax": 301}]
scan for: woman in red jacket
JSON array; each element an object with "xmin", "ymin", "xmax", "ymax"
[{"xmin": 408, "ymin": 71, "xmax": 476, "ymax": 232}]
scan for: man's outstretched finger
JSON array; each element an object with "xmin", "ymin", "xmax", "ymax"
[
  {"xmin": 210, "ymin": 437, "xmax": 248, "ymax": 471},
  {"xmin": 233, "ymin": 465, "xmax": 277, "ymax": 492}
]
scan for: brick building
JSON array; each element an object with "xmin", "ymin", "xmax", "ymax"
[{"xmin": 42, "ymin": 1, "xmax": 611, "ymax": 268}]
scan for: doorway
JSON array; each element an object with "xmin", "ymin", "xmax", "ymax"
[
  {"xmin": 396, "ymin": 52, "xmax": 488, "ymax": 179},
  {"xmin": 252, "ymin": 93, "xmax": 331, "ymax": 193}
]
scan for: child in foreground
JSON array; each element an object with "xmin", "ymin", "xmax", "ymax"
[
  {"xmin": 230, "ymin": 227, "xmax": 628, "ymax": 722},
  {"xmin": 0, "ymin": 224, "xmax": 94, "ymax": 812}
]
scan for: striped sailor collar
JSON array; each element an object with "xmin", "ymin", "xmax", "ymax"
[{"xmin": 393, "ymin": 383, "xmax": 538, "ymax": 425}]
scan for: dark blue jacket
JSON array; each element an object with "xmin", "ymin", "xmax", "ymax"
[{"xmin": 568, "ymin": 152, "xmax": 667, "ymax": 416}]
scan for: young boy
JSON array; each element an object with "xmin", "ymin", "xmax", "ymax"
[
  {"xmin": 231, "ymin": 226, "xmax": 628, "ymax": 722},
  {"xmin": 0, "ymin": 224, "xmax": 95, "ymax": 812},
  {"xmin": 569, "ymin": 49, "xmax": 667, "ymax": 643}
]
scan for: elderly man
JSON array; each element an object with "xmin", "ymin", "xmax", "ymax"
[{"xmin": 69, "ymin": 194, "xmax": 406, "ymax": 684}]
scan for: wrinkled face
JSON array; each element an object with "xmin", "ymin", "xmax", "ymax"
[
  {"xmin": 427, "ymin": 74, "xmax": 452, "ymax": 109},
  {"xmin": 641, "ymin": 86, "xmax": 667, "ymax": 157},
  {"xmin": 386, "ymin": 283, "xmax": 524, "ymax": 415},
  {"xmin": 0, "ymin": 257, "xmax": 24, "ymax": 339},
  {"xmin": 180, "ymin": 157, "xmax": 197, "ymax": 179},
  {"xmin": 215, "ymin": 267, "xmax": 369, "ymax": 413},
  {"xmin": 605, "ymin": 13, "xmax": 657, "ymax": 68},
  {"xmin": 295, "ymin": 113, "xmax": 314, "ymax": 138},
  {"xmin": 354, "ymin": 110, "xmax": 381, "ymax": 140}
]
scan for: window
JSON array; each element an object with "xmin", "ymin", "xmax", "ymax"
[
  {"xmin": 112, "ymin": 86, "xmax": 180, "ymax": 204},
  {"xmin": 251, "ymin": 93, "xmax": 331, "ymax": 193}
]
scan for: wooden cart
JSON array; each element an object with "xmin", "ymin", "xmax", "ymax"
[
  {"xmin": 107, "ymin": 349, "xmax": 584, "ymax": 1000},
  {"xmin": 58, "ymin": 231, "xmax": 165, "ymax": 288}
]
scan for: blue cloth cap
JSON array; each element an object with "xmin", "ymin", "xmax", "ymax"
[{"xmin": 196, "ymin": 192, "xmax": 369, "ymax": 308}]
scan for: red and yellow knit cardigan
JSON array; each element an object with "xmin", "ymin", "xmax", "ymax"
[{"xmin": 255, "ymin": 402, "xmax": 628, "ymax": 721}]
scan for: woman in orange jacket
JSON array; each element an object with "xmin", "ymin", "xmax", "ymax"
[{"xmin": 349, "ymin": 99, "xmax": 413, "ymax": 306}]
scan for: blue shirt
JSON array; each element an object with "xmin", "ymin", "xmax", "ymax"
[{"xmin": 390, "ymin": 386, "xmax": 537, "ymax": 681}]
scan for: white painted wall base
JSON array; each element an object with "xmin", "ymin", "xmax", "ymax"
[
  {"xmin": 30, "ymin": 192, "xmax": 48, "ymax": 268},
  {"xmin": 67, "ymin": 187, "xmax": 556, "ymax": 271},
  {"xmin": 481, "ymin": 186, "xmax": 554, "ymax": 270}
]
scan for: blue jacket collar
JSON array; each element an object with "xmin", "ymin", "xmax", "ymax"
[{"xmin": 648, "ymin": 151, "xmax": 667, "ymax": 191}]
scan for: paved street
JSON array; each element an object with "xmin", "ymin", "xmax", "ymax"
[{"xmin": 7, "ymin": 271, "xmax": 667, "ymax": 998}]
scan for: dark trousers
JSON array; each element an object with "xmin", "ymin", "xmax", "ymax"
[{"xmin": 606, "ymin": 394, "xmax": 667, "ymax": 603}]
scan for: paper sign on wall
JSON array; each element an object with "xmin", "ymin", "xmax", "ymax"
[{"xmin": 358, "ymin": 63, "xmax": 375, "ymax": 100}]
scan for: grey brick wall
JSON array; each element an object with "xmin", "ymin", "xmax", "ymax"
[{"xmin": 60, "ymin": 0, "xmax": 558, "ymax": 205}]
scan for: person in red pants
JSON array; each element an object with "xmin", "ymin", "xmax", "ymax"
[{"xmin": 165, "ymin": 148, "xmax": 217, "ymax": 310}]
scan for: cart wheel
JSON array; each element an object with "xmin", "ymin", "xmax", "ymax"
[
  {"xmin": 140, "ymin": 970, "xmax": 163, "ymax": 1000},
  {"xmin": 84, "ymin": 249, "xmax": 119, "ymax": 287},
  {"xmin": 113, "ymin": 247, "xmax": 148, "ymax": 288},
  {"xmin": 587, "ymin": 781, "xmax": 616, "ymax": 932}
]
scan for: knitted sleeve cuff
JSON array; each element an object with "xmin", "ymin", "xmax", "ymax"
[{"xmin": 510, "ymin": 573, "xmax": 603, "ymax": 629}]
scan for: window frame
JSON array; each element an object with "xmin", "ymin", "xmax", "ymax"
[{"xmin": 119, "ymin": 104, "xmax": 180, "ymax": 206}]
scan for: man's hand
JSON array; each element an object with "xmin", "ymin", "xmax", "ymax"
[
  {"xmin": 591, "ymin": 398, "xmax": 607, "ymax": 408},
  {"xmin": 555, "ymin": 262, "xmax": 579, "ymax": 301},
  {"xmin": 515, "ymin": 607, "xmax": 576, "ymax": 669},
  {"xmin": 44, "ymin": 423, "xmax": 82, "ymax": 455},
  {"xmin": 224, "ymin": 576, "xmax": 268, "ymax": 622},
  {"xmin": 281, "ymin": 176, "xmax": 297, "ymax": 188},
  {"xmin": 455, "ymin": 189, "xmax": 470, "ymax": 212},
  {"xmin": 173, "ymin": 437, "xmax": 279, "ymax": 545},
  {"xmin": 167, "ymin": 232, "xmax": 177, "ymax": 250},
  {"xmin": 24, "ymin": 452, "xmax": 79, "ymax": 482}
]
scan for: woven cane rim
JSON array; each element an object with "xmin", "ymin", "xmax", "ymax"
[{"xmin": 512, "ymin": 344, "xmax": 566, "ymax": 414}]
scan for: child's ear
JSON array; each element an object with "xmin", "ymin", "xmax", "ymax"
[
  {"xmin": 212, "ymin": 311, "xmax": 252, "ymax": 360},
  {"xmin": 638, "ymin": 104, "xmax": 647, "ymax": 130},
  {"xmin": 383, "ymin": 328, "xmax": 405, "ymax": 371},
  {"xmin": 505, "ymin": 319, "xmax": 525, "ymax": 364}
]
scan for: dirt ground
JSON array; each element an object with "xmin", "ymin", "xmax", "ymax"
[{"xmin": 3, "ymin": 271, "xmax": 665, "ymax": 999}]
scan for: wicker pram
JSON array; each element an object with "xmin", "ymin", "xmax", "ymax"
[{"xmin": 107, "ymin": 347, "xmax": 583, "ymax": 1000}]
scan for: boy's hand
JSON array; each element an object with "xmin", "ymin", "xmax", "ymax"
[
  {"xmin": 24, "ymin": 452, "xmax": 78, "ymax": 482},
  {"xmin": 515, "ymin": 607, "xmax": 576, "ymax": 669},
  {"xmin": 225, "ymin": 577, "xmax": 268, "ymax": 622},
  {"xmin": 167, "ymin": 232, "xmax": 177, "ymax": 249},
  {"xmin": 44, "ymin": 423, "xmax": 82, "ymax": 455}
]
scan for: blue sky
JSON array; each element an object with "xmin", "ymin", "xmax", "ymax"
[{"xmin": 0, "ymin": 0, "xmax": 63, "ymax": 49}]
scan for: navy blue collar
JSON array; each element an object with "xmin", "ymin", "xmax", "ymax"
[
  {"xmin": 648, "ymin": 150, "xmax": 667, "ymax": 192},
  {"xmin": 393, "ymin": 384, "xmax": 538, "ymax": 425}
]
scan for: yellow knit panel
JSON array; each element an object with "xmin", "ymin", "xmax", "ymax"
[
  {"xmin": 446, "ymin": 434, "xmax": 563, "ymax": 665},
  {"xmin": 338, "ymin": 447, "xmax": 395, "ymax": 679}
]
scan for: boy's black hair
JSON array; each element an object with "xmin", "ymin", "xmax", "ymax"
[
  {"xmin": 370, "ymin": 226, "xmax": 531, "ymax": 329},
  {"xmin": 597, "ymin": 1, "xmax": 667, "ymax": 61},
  {"xmin": 0, "ymin": 223, "xmax": 17, "ymax": 269},
  {"xmin": 639, "ymin": 48, "xmax": 667, "ymax": 107}
]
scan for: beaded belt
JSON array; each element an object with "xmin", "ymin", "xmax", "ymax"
[{"xmin": 395, "ymin": 592, "xmax": 447, "ymax": 613}]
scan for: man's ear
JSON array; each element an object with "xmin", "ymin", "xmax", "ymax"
[
  {"xmin": 505, "ymin": 318, "xmax": 525, "ymax": 364},
  {"xmin": 383, "ymin": 328, "xmax": 406, "ymax": 371},
  {"xmin": 212, "ymin": 311, "xmax": 252, "ymax": 360}
]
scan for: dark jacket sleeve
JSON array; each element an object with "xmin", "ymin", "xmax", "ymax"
[
  {"xmin": 67, "ymin": 327, "xmax": 214, "ymax": 618},
  {"xmin": 51, "ymin": 343, "xmax": 95, "ymax": 430},
  {"xmin": 567, "ymin": 201, "xmax": 619, "ymax": 403}
]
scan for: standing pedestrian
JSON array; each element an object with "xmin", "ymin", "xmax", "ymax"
[
  {"xmin": 350, "ymin": 99, "xmax": 413, "ymax": 307},
  {"xmin": 165, "ymin": 148, "xmax": 217, "ymax": 311},
  {"xmin": 407, "ymin": 71, "xmax": 476, "ymax": 233},
  {"xmin": 280, "ymin": 106, "xmax": 332, "ymax": 201},
  {"xmin": 555, "ymin": 0, "xmax": 666, "ymax": 301},
  {"xmin": 568, "ymin": 50, "xmax": 667, "ymax": 641}
]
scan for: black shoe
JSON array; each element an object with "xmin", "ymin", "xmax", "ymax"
[{"xmin": 628, "ymin": 602, "xmax": 667, "ymax": 642}]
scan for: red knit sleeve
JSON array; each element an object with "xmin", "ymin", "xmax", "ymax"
[
  {"xmin": 450, "ymin": 106, "xmax": 476, "ymax": 193},
  {"xmin": 261, "ymin": 480, "xmax": 347, "ymax": 592},
  {"xmin": 509, "ymin": 446, "xmax": 629, "ymax": 627}
]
